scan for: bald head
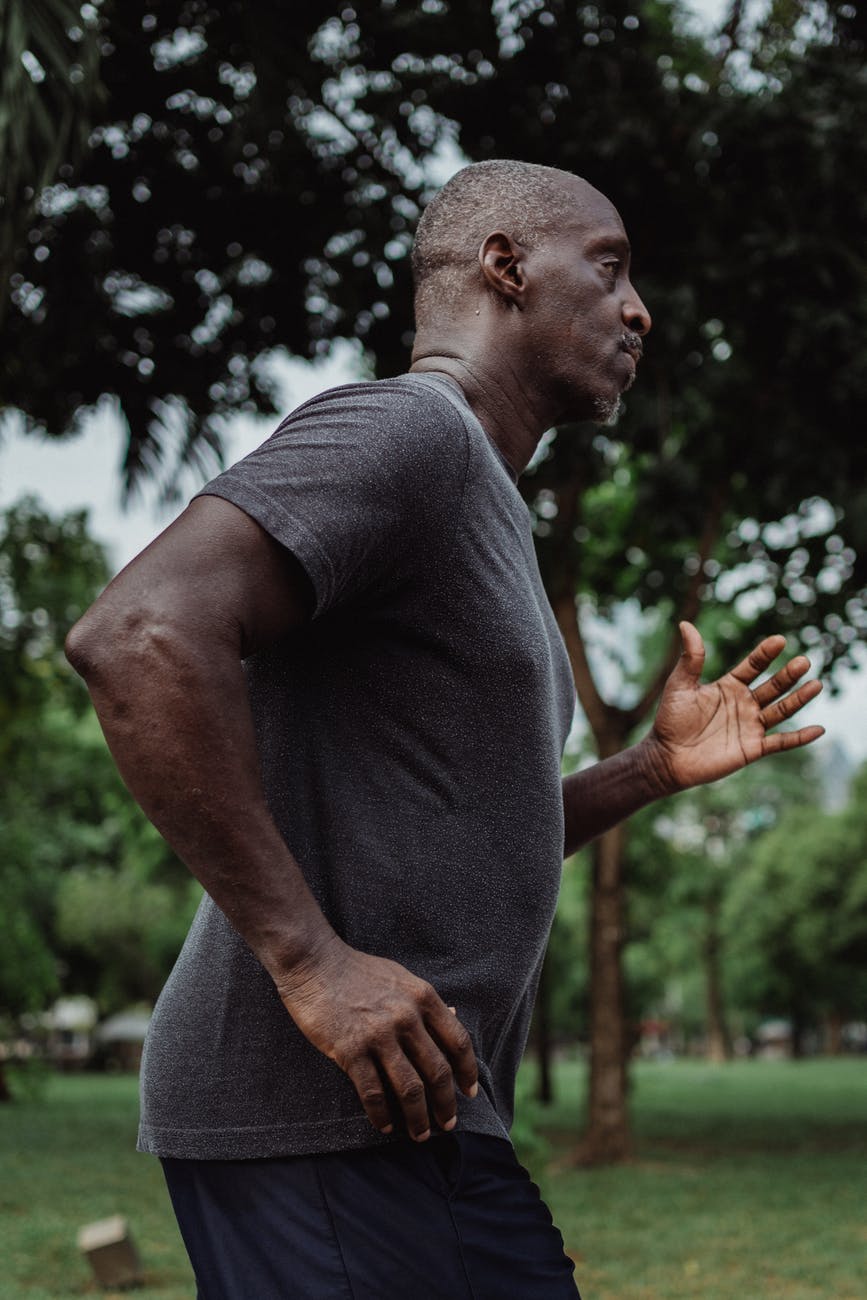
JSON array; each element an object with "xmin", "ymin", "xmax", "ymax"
[{"xmin": 412, "ymin": 159, "xmax": 613, "ymax": 323}]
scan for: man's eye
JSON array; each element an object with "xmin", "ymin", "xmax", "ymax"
[{"xmin": 602, "ymin": 259, "xmax": 621, "ymax": 279}]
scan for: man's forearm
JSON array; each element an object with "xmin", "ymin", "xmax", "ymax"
[
  {"xmin": 562, "ymin": 737, "xmax": 669, "ymax": 857},
  {"xmin": 66, "ymin": 609, "xmax": 336, "ymax": 986}
]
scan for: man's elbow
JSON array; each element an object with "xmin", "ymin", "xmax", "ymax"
[
  {"xmin": 65, "ymin": 599, "xmax": 160, "ymax": 685},
  {"xmin": 67, "ymin": 594, "xmax": 228, "ymax": 698},
  {"xmin": 65, "ymin": 606, "xmax": 106, "ymax": 681}
]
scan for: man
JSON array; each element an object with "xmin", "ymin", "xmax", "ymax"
[{"xmin": 67, "ymin": 161, "xmax": 823, "ymax": 1298}]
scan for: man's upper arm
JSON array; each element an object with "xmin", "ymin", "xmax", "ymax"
[{"xmin": 70, "ymin": 495, "xmax": 314, "ymax": 664}]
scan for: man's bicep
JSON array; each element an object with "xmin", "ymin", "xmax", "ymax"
[
  {"xmin": 187, "ymin": 495, "xmax": 315, "ymax": 651},
  {"xmin": 88, "ymin": 495, "xmax": 314, "ymax": 656}
]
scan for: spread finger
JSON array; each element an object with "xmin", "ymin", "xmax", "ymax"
[
  {"xmin": 752, "ymin": 656, "xmax": 811, "ymax": 708},
  {"xmin": 760, "ymin": 678, "xmax": 822, "ymax": 729},
  {"xmin": 728, "ymin": 635, "xmax": 786, "ymax": 686}
]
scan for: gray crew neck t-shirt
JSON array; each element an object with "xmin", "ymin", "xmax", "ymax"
[{"xmin": 137, "ymin": 373, "xmax": 575, "ymax": 1160}]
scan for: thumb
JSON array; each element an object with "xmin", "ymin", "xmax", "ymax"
[{"xmin": 674, "ymin": 621, "xmax": 706, "ymax": 684}]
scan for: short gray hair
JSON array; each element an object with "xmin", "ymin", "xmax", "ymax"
[{"xmin": 412, "ymin": 159, "xmax": 585, "ymax": 320}]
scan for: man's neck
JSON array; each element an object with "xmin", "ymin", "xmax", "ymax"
[{"xmin": 410, "ymin": 327, "xmax": 556, "ymax": 476}]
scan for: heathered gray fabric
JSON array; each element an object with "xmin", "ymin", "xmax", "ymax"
[{"xmin": 137, "ymin": 373, "xmax": 575, "ymax": 1160}]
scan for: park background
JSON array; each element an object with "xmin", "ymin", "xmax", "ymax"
[{"xmin": 1, "ymin": 0, "xmax": 866, "ymax": 1296}]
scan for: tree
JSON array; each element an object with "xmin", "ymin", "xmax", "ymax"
[
  {"xmin": 0, "ymin": 495, "xmax": 108, "ymax": 733},
  {"xmin": 532, "ymin": 841, "xmax": 592, "ymax": 1103},
  {"xmin": 723, "ymin": 764, "xmax": 867, "ymax": 1049},
  {"xmin": 0, "ymin": 499, "xmax": 199, "ymax": 1096},
  {"xmin": 0, "ymin": 497, "xmax": 108, "ymax": 1092},
  {"xmin": 0, "ymin": 0, "xmax": 103, "ymax": 296},
  {"xmin": 626, "ymin": 749, "xmax": 817, "ymax": 1061},
  {"xmin": 1, "ymin": 0, "xmax": 440, "ymax": 493}
]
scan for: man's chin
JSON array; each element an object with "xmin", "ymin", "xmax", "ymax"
[{"xmin": 591, "ymin": 393, "xmax": 622, "ymax": 426}]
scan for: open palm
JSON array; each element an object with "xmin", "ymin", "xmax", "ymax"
[{"xmin": 647, "ymin": 622, "xmax": 825, "ymax": 795}]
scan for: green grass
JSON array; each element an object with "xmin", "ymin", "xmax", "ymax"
[
  {"xmin": 1, "ymin": 1071, "xmax": 193, "ymax": 1298},
  {"xmin": 525, "ymin": 1056, "xmax": 867, "ymax": 1300},
  {"xmin": 1, "ymin": 1058, "xmax": 865, "ymax": 1298}
]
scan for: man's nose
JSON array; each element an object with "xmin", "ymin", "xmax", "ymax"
[{"xmin": 623, "ymin": 282, "xmax": 651, "ymax": 336}]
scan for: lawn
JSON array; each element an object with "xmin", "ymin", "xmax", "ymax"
[
  {"xmin": 523, "ymin": 1055, "xmax": 867, "ymax": 1300},
  {"xmin": 1, "ymin": 1057, "xmax": 865, "ymax": 1298},
  {"xmin": 1, "ymin": 1071, "xmax": 194, "ymax": 1299}
]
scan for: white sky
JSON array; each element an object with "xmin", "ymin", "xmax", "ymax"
[
  {"xmin": 1, "ymin": 0, "xmax": 860, "ymax": 760},
  {"xmin": 0, "ymin": 345, "xmax": 358, "ymax": 574}
]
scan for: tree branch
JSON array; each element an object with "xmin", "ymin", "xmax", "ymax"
[
  {"xmin": 720, "ymin": 0, "xmax": 746, "ymax": 57},
  {"xmin": 554, "ymin": 590, "xmax": 625, "ymax": 751},
  {"xmin": 625, "ymin": 483, "xmax": 728, "ymax": 730},
  {"xmin": 548, "ymin": 473, "xmax": 629, "ymax": 752}
]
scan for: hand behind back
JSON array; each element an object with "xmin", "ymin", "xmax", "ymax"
[{"xmin": 276, "ymin": 938, "xmax": 479, "ymax": 1141}]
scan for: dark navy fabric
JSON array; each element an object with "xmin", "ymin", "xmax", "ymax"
[{"xmin": 162, "ymin": 1132, "xmax": 580, "ymax": 1299}]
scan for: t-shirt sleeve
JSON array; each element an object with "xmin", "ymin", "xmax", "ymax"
[{"xmin": 194, "ymin": 379, "xmax": 469, "ymax": 617}]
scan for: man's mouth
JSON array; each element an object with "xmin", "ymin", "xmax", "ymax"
[
  {"xmin": 621, "ymin": 332, "xmax": 643, "ymax": 364},
  {"xmin": 618, "ymin": 334, "xmax": 642, "ymax": 392}
]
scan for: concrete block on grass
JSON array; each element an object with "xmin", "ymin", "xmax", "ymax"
[{"xmin": 77, "ymin": 1215, "xmax": 142, "ymax": 1289}]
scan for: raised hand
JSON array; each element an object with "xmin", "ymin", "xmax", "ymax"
[
  {"xmin": 275, "ymin": 937, "xmax": 479, "ymax": 1141},
  {"xmin": 645, "ymin": 621, "xmax": 825, "ymax": 796}
]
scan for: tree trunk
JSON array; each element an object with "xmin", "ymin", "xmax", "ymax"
[
  {"xmin": 789, "ymin": 1004, "xmax": 806, "ymax": 1058},
  {"xmin": 575, "ymin": 820, "xmax": 632, "ymax": 1164},
  {"xmin": 534, "ymin": 951, "xmax": 554, "ymax": 1105},
  {"xmin": 547, "ymin": 482, "xmax": 726, "ymax": 1166},
  {"xmin": 0, "ymin": 1060, "xmax": 10, "ymax": 1103},
  {"xmin": 704, "ymin": 897, "xmax": 732, "ymax": 1062},
  {"xmin": 823, "ymin": 1011, "xmax": 844, "ymax": 1056}
]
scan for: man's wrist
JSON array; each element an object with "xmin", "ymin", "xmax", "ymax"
[
  {"xmin": 632, "ymin": 733, "xmax": 680, "ymax": 803},
  {"xmin": 266, "ymin": 925, "xmax": 346, "ymax": 999}
]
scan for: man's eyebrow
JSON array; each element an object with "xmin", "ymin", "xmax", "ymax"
[{"xmin": 584, "ymin": 232, "xmax": 632, "ymax": 260}]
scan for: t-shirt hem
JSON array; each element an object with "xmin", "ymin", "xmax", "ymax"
[{"xmin": 137, "ymin": 1109, "xmax": 510, "ymax": 1160}]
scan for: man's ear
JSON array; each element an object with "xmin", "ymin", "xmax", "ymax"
[{"xmin": 479, "ymin": 232, "xmax": 527, "ymax": 306}]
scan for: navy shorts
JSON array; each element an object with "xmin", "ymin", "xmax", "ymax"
[{"xmin": 162, "ymin": 1131, "xmax": 580, "ymax": 1298}]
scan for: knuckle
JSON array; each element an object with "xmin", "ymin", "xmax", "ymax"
[
  {"xmin": 451, "ymin": 1026, "xmax": 472, "ymax": 1054},
  {"xmin": 359, "ymin": 1086, "xmax": 386, "ymax": 1108},
  {"xmin": 417, "ymin": 982, "xmax": 439, "ymax": 1011},
  {"xmin": 393, "ymin": 1013, "xmax": 418, "ymax": 1038},
  {"xmin": 428, "ymin": 1061, "xmax": 454, "ymax": 1089},
  {"xmin": 336, "ymin": 1043, "xmax": 363, "ymax": 1071},
  {"xmin": 368, "ymin": 1025, "xmax": 393, "ymax": 1052},
  {"xmin": 397, "ymin": 1079, "xmax": 426, "ymax": 1104}
]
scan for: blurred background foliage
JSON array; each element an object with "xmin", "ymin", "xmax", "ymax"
[
  {"xmin": 0, "ymin": 499, "xmax": 200, "ymax": 1098},
  {"xmin": 1, "ymin": 0, "xmax": 865, "ymax": 1162}
]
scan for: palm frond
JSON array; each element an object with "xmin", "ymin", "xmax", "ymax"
[{"xmin": 0, "ymin": 0, "xmax": 104, "ymax": 282}]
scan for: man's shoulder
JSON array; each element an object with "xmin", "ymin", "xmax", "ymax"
[
  {"xmin": 263, "ymin": 373, "xmax": 471, "ymax": 486},
  {"xmin": 279, "ymin": 372, "xmax": 468, "ymax": 431}
]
